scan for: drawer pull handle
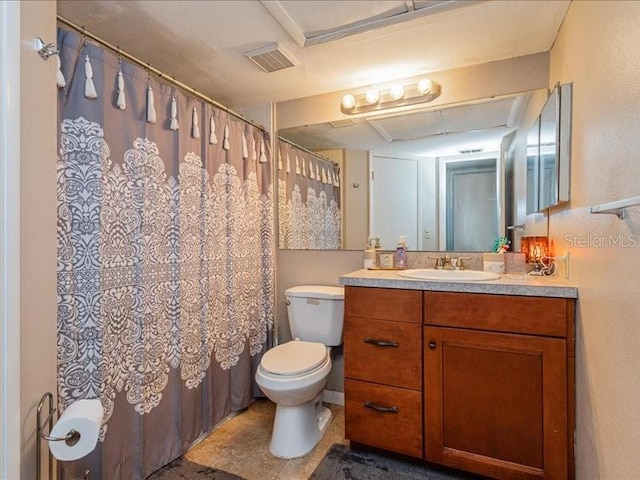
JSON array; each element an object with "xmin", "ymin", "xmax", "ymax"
[
  {"xmin": 428, "ymin": 341, "xmax": 437, "ymax": 349},
  {"xmin": 363, "ymin": 338, "xmax": 398, "ymax": 347},
  {"xmin": 364, "ymin": 402, "xmax": 399, "ymax": 414}
]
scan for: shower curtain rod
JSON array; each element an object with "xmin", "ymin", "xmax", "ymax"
[
  {"xmin": 277, "ymin": 136, "xmax": 339, "ymax": 167},
  {"xmin": 57, "ymin": 15, "xmax": 266, "ymax": 133}
]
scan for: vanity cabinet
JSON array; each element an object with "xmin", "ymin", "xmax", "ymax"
[
  {"xmin": 343, "ymin": 286, "xmax": 575, "ymax": 480},
  {"xmin": 344, "ymin": 287, "xmax": 423, "ymax": 458}
]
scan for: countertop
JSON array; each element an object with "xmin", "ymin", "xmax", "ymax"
[{"xmin": 339, "ymin": 269, "xmax": 578, "ymax": 299}]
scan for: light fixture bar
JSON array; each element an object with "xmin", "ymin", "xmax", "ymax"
[{"xmin": 341, "ymin": 80, "xmax": 441, "ymax": 115}]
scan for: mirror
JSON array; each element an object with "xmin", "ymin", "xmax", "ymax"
[
  {"xmin": 278, "ymin": 92, "xmax": 540, "ymax": 251},
  {"xmin": 526, "ymin": 83, "xmax": 572, "ymax": 214}
]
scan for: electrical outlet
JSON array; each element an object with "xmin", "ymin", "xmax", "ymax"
[{"xmin": 424, "ymin": 228, "xmax": 431, "ymax": 240}]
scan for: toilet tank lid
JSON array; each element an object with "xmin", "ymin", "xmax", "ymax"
[{"xmin": 285, "ymin": 285, "xmax": 344, "ymax": 299}]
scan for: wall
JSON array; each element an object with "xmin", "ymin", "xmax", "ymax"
[
  {"xmin": 546, "ymin": 2, "xmax": 640, "ymax": 478},
  {"xmin": 18, "ymin": 2, "xmax": 58, "ymax": 479},
  {"xmin": 276, "ymin": 250, "xmax": 362, "ymax": 392}
]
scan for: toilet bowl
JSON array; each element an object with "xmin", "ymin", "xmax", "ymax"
[
  {"xmin": 255, "ymin": 340, "xmax": 333, "ymax": 458},
  {"xmin": 256, "ymin": 285, "xmax": 344, "ymax": 459}
]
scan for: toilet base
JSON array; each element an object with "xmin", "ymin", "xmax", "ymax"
[{"xmin": 268, "ymin": 393, "xmax": 332, "ymax": 459}]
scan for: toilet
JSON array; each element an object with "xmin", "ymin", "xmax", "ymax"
[{"xmin": 255, "ymin": 285, "xmax": 344, "ymax": 459}]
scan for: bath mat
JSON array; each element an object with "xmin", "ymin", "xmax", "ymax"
[
  {"xmin": 146, "ymin": 456, "xmax": 246, "ymax": 480},
  {"xmin": 309, "ymin": 444, "xmax": 480, "ymax": 480}
]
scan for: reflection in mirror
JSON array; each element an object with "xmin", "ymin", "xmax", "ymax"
[
  {"xmin": 277, "ymin": 138, "xmax": 342, "ymax": 250},
  {"xmin": 526, "ymin": 116, "xmax": 540, "ymax": 215},
  {"xmin": 525, "ymin": 83, "xmax": 571, "ymax": 214},
  {"xmin": 444, "ymin": 158, "xmax": 498, "ymax": 251},
  {"xmin": 279, "ymin": 92, "xmax": 537, "ymax": 251},
  {"xmin": 539, "ymin": 86, "xmax": 559, "ymax": 210}
]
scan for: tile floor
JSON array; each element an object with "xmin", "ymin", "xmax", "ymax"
[{"xmin": 185, "ymin": 399, "xmax": 348, "ymax": 480}]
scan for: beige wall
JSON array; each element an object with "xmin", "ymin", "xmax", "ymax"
[
  {"xmin": 547, "ymin": 2, "xmax": 640, "ymax": 478},
  {"xmin": 276, "ymin": 250, "xmax": 362, "ymax": 391},
  {"xmin": 19, "ymin": 2, "xmax": 58, "ymax": 479}
]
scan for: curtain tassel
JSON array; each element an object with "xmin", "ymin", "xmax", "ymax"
[
  {"xmin": 170, "ymin": 96, "xmax": 179, "ymax": 131},
  {"xmin": 191, "ymin": 107, "xmax": 200, "ymax": 138},
  {"xmin": 223, "ymin": 123, "xmax": 230, "ymax": 150},
  {"xmin": 209, "ymin": 116, "xmax": 218, "ymax": 144},
  {"xmin": 286, "ymin": 153, "xmax": 291, "ymax": 173},
  {"xmin": 84, "ymin": 55, "xmax": 98, "ymax": 99},
  {"xmin": 295, "ymin": 156, "xmax": 300, "ymax": 175},
  {"xmin": 146, "ymin": 85, "xmax": 157, "ymax": 123},
  {"xmin": 56, "ymin": 55, "xmax": 66, "ymax": 88},
  {"xmin": 302, "ymin": 158, "xmax": 307, "ymax": 176},
  {"xmin": 259, "ymin": 138, "xmax": 267, "ymax": 163},
  {"xmin": 116, "ymin": 69, "xmax": 126, "ymax": 110},
  {"xmin": 242, "ymin": 132, "xmax": 249, "ymax": 159},
  {"xmin": 252, "ymin": 138, "xmax": 258, "ymax": 162},
  {"xmin": 310, "ymin": 161, "xmax": 315, "ymax": 180}
]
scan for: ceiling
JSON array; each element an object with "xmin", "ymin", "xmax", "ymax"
[{"xmin": 56, "ymin": 1, "xmax": 569, "ymax": 157}]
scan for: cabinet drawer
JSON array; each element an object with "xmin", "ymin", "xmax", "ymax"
[
  {"xmin": 345, "ymin": 287, "xmax": 422, "ymax": 323},
  {"xmin": 425, "ymin": 291, "xmax": 572, "ymax": 338},
  {"xmin": 345, "ymin": 379, "xmax": 423, "ymax": 459},
  {"xmin": 345, "ymin": 317, "xmax": 422, "ymax": 390}
]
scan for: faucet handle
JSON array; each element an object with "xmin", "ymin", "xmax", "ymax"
[
  {"xmin": 428, "ymin": 255, "xmax": 444, "ymax": 269},
  {"xmin": 454, "ymin": 256, "xmax": 473, "ymax": 270}
]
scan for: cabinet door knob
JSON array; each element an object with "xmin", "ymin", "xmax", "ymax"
[
  {"xmin": 363, "ymin": 338, "xmax": 399, "ymax": 347},
  {"xmin": 428, "ymin": 341, "xmax": 437, "ymax": 349},
  {"xmin": 364, "ymin": 401, "xmax": 399, "ymax": 413}
]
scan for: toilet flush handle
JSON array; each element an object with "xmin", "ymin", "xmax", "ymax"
[{"xmin": 285, "ymin": 300, "xmax": 290, "ymax": 305}]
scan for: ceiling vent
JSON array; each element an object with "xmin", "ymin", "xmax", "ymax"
[{"xmin": 243, "ymin": 43, "xmax": 296, "ymax": 73}]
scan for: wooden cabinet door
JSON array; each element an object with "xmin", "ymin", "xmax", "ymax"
[{"xmin": 424, "ymin": 327, "xmax": 567, "ymax": 480}]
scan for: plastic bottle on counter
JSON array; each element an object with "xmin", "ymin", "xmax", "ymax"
[
  {"xmin": 394, "ymin": 235, "xmax": 408, "ymax": 268},
  {"xmin": 363, "ymin": 244, "xmax": 376, "ymax": 269}
]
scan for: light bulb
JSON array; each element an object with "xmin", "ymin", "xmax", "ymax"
[
  {"xmin": 341, "ymin": 94, "xmax": 356, "ymax": 110},
  {"xmin": 365, "ymin": 88, "xmax": 380, "ymax": 105},
  {"xmin": 417, "ymin": 79, "xmax": 433, "ymax": 95},
  {"xmin": 389, "ymin": 84, "xmax": 404, "ymax": 101}
]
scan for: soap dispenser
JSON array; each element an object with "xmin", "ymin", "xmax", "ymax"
[{"xmin": 394, "ymin": 235, "xmax": 408, "ymax": 268}]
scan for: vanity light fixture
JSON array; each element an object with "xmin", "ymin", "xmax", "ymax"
[{"xmin": 340, "ymin": 78, "xmax": 441, "ymax": 115}]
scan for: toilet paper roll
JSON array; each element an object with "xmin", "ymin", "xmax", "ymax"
[{"xmin": 49, "ymin": 399, "xmax": 104, "ymax": 461}]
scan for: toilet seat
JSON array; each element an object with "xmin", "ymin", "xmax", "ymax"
[{"xmin": 260, "ymin": 341, "xmax": 327, "ymax": 377}]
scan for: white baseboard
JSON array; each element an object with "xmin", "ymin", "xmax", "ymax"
[{"xmin": 322, "ymin": 389, "xmax": 344, "ymax": 406}]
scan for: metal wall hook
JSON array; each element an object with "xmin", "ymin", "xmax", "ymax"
[{"xmin": 35, "ymin": 37, "xmax": 58, "ymax": 60}]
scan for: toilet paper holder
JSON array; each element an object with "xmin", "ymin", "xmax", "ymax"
[{"xmin": 36, "ymin": 392, "xmax": 83, "ymax": 480}]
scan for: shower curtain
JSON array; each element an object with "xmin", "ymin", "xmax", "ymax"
[
  {"xmin": 56, "ymin": 29, "xmax": 274, "ymax": 479},
  {"xmin": 278, "ymin": 140, "xmax": 342, "ymax": 249}
]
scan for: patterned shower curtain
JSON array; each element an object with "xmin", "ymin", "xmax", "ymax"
[
  {"xmin": 277, "ymin": 140, "xmax": 342, "ymax": 249},
  {"xmin": 56, "ymin": 29, "xmax": 274, "ymax": 479}
]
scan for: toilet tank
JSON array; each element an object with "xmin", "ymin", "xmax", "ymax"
[{"xmin": 285, "ymin": 285, "xmax": 344, "ymax": 346}]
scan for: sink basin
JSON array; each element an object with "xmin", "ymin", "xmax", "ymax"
[{"xmin": 397, "ymin": 269, "xmax": 501, "ymax": 281}]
